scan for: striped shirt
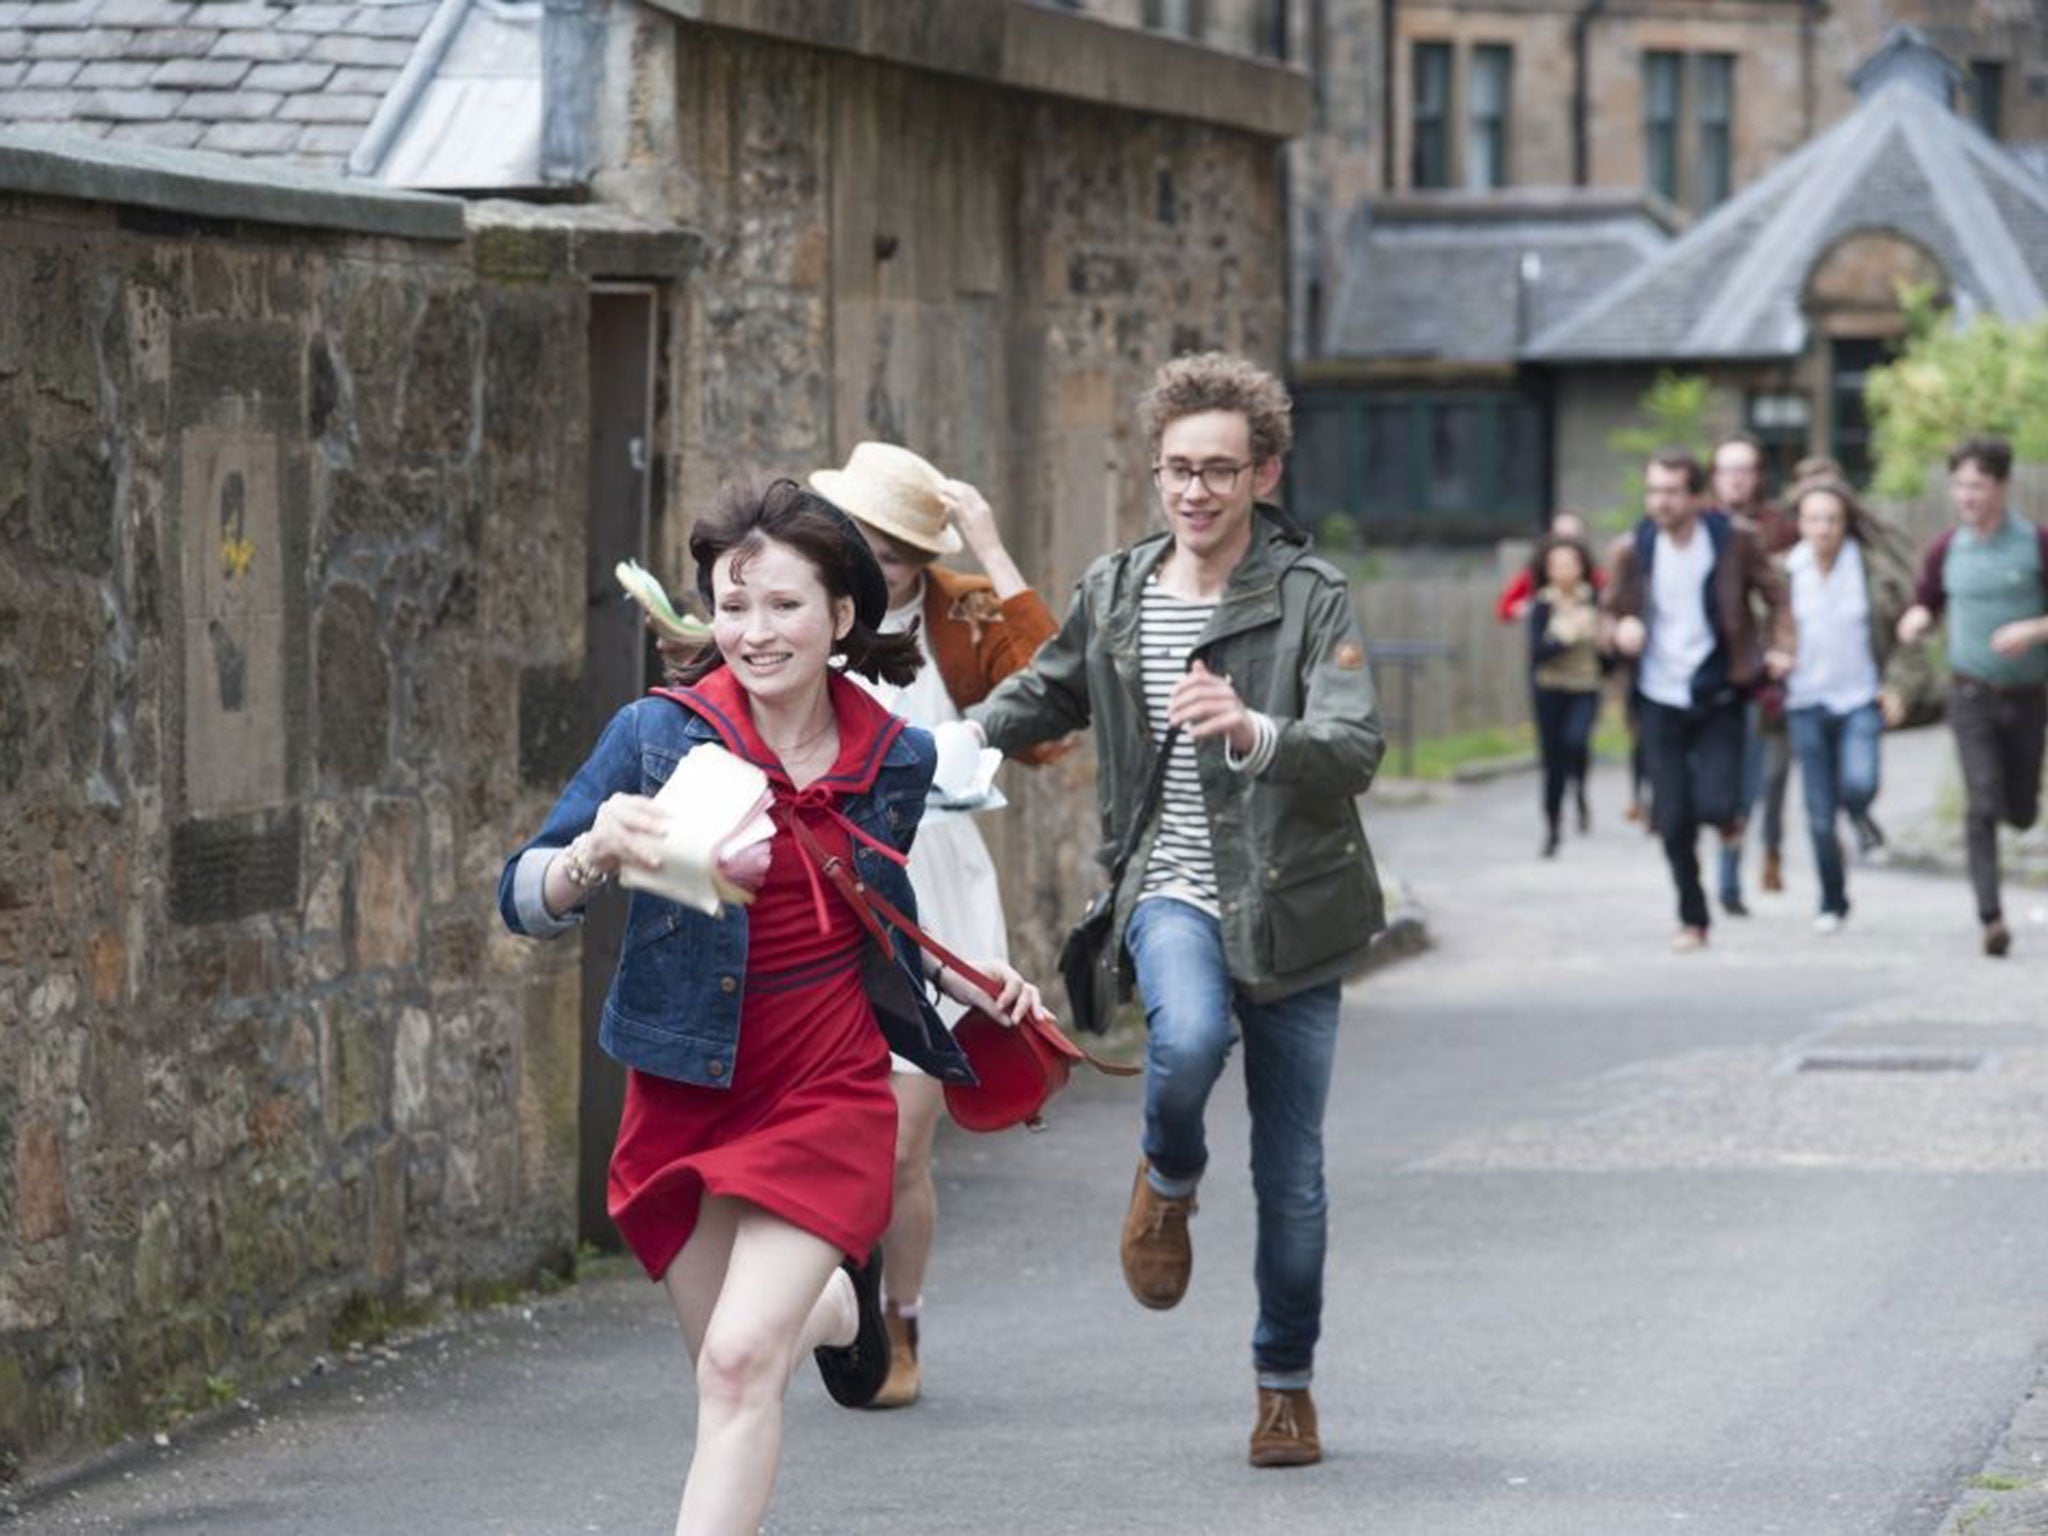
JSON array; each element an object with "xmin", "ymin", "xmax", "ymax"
[{"xmin": 1133, "ymin": 580, "xmax": 1279, "ymax": 916}]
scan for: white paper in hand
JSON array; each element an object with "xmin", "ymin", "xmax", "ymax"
[
  {"xmin": 928, "ymin": 720, "xmax": 1005, "ymax": 811},
  {"xmin": 618, "ymin": 744, "xmax": 775, "ymax": 915}
]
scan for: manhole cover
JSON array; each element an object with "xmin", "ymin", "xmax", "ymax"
[{"xmin": 1794, "ymin": 1051, "xmax": 1987, "ymax": 1074}]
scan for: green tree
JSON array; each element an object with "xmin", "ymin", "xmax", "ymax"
[
  {"xmin": 1864, "ymin": 284, "xmax": 2048, "ymax": 498},
  {"xmin": 1600, "ymin": 371, "xmax": 1714, "ymax": 533}
]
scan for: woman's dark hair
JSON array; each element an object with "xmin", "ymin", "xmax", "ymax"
[
  {"xmin": 660, "ymin": 478, "xmax": 923, "ymax": 688},
  {"xmin": 1531, "ymin": 534, "xmax": 1595, "ymax": 590}
]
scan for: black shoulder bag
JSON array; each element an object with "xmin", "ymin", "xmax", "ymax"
[{"xmin": 1057, "ymin": 723, "xmax": 1180, "ymax": 1036}]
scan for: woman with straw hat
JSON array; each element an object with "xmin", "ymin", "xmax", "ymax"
[{"xmin": 810, "ymin": 441, "xmax": 1066, "ymax": 1409}]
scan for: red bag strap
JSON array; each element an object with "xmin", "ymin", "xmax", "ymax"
[{"xmin": 786, "ymin": 815, "xmax": 1138, "ymax": 1079}]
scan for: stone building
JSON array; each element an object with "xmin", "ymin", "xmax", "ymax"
[
  {"xmin": 1078, "ymin": 0, "xmax": 2047, "ymax": 536},
  {"xmin": 0, "ymin": 0, "xmax": 1308, "ymax": 1482}
]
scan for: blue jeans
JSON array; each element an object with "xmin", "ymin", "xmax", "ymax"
[
  {"xmin": 1125, "ymin": 896, "xmax": 1341, "ymax": 1388},
  {"xmin": 1787, "ymin": 701, "xmax": 1883, "ymax": 916}
]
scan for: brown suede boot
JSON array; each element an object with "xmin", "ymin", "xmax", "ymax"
[
  {"xmin": 867, "ymin": 1312, "xmax": 920, "ymax": 1409},
  {"xmin": 1249, "ymin": 1386, "xmax": 1321, "ymax": 1467},
  {"xmin": 1119, "ymin": 1159, "xmax": 1195, "ymax": 1310},
  {"xmin": 1762, "ymin": 847, "xmax": 1784, "ymax": 893}
]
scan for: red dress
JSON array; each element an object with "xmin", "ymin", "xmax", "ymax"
[{"xmin": 607, "ymin": 672, "xmax": 903, "ymax": 1281}]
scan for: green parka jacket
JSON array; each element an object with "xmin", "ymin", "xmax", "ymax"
[{"xmin": 969, "ymin": 509, "xmax": 1387, "ymax": 1004}]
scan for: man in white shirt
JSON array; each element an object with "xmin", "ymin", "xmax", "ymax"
[{"xmin": 1607, "ymin": 450, "xmax": 1793, "ymax": 949}]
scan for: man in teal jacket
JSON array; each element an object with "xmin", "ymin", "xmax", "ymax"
[{"xmin": 968, "ymin": 353, "xmax": 1385, "ymax": 1468}]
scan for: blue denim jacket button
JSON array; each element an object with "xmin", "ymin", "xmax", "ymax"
[
  {"xmin": 707, "ymin": 1059, "xmax": 726, "ymax": 1078},
  {"xmin": 718, "ymin": 975, "xmax": 737, "ymax": 994}
]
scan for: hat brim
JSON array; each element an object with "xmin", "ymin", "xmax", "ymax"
[{"xmin": 809, "ymin": 468, "xmax": 964, "ymax": 556}]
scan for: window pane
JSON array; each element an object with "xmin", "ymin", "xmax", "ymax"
[
  {"xmin": 1426, "ymin": 402, "xmax": 1482, "ymax": 512},
  {"xmin": 1696, "ymin": 54, "xmax": 1733, "ymax": 209},
  {"xmin": 1499, "ymin": 399, "xmax": 1545, "ymax": 514},
  {"xmin": 1412, "ymin": 43, "xmax": 1451, "ymax": 189},
  {"xmin": 1971, "ymin": 61, "xmax": 2004, "ymax": 139},
  {"xmin": 1287, "ymin": 399, "xmax": 1355, "ymax": 530},
  {"xmin": 1361, "ymin": 403, "xmax": 1413, "ymax": 519},
  {"xmin": 1643, "ymin": 52, "xmax": 1681, "ymax": 202},
  {"xmin": 1466, "ymin": 45, "xmax": 1512, "ymax": 190}
]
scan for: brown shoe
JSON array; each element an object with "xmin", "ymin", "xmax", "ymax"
[
  {"xmin": 1762, "ymin": 848, "xmax": 1784, "ymax": 893},
  {"xmin": 867, "ymin": 1313, "xmax": 920, "ymax": 1409},
  {"xmin": 1249, "ymin": 1386, "xmax": 1322, "ymax": 1467},
  {"xmin": 1985, "ymin": 919, "xmax": 2012, "ymax": 958},
  {"xmin": 1120, "ymin": 1159, "xmax": 1195, "ymax": 1310}
]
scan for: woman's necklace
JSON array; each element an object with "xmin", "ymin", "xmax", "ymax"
[{"xmin": 759, "ymin": 712, "xmax": 836, "ymax": 764}]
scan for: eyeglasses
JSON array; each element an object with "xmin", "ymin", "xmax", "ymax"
[{"xmin": 1151, "ymin": 460, "xmax": 1253, "ymax": 497}]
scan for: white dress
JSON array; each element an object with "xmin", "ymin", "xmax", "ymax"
[{"xmin": 859, "ymin": 582, "xmax": 1012, "ymax": 1064}]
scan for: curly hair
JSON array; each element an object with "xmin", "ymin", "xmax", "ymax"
[{"xmin": 1137, "ymin": 351, "xmax": 1293, "ymax": 464}]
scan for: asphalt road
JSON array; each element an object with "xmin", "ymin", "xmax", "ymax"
[{"xmin": 12, "ymin": 725, "xmax": 2046, "ymax": 1535}]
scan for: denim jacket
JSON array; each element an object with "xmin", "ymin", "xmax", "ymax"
[{"xmin": 497, "ymin": 677, "xmax": 974, "ymax": 1089}]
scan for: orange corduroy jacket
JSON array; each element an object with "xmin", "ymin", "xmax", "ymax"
[{"xmin": 921, "ymin": 564, "xmax": 1067, "ymax": 765}]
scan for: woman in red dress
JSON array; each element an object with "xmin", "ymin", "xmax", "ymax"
[{"xmin": 498, "ymin": 481, "xmax": 1039, "ymax": 1534}]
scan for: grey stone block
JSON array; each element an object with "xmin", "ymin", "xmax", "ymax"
[
  {"xmin": 242, "ymin": 60, "xmax": 337, "ymax": 93},
  {"xmin": 104, "ymin": 118, "xmax": 206, "ymax": 149},
  {"xmin": 22, "ymin": 59, "xmax": 82, "ymax": 87},
  {"xmin": 0, "ymin": 4, "xmax": 31, "ymax": 24},
  {"xmin": 276, "ymin": 92, "xmax": 383, "ymax": 124},
  {"xmin": 149, "ymin": 57, "xmax": 254, "ymax": 89},
  {"xmin": 85, "ymin": 88, "xmax": 189, "ymax": 121},
  {"xmin": 169, "ymin": 810, "xmax": 302, "ymax": 926},
  {"xmin": 0, "ymin": 61, "xmax": 25, "ymax": 88},
  {"xmin": 196, "ymin": 118, "xmax": 302, "ymax": 154},
  {"xmin": 205, "ymin": 27, "xmax": 311, "ymax": 60},
  {"xmin": 303, "ymin": 34, "xmax": 411, "ymax": 66},
  {"xmin": 175, "ymin": 89, "xmax": 285, "ymax": 121},
  {"xmin": 73, "ymin": 61, "xmax": 160, "ymax": 87},
  {"xmin": 26, "ymin": 27, "xmax": 135, "ymax": 59}
]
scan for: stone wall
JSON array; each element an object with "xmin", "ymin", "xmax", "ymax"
[{"xmin": 0, "ymin": 180, "xmax": 598, "ymax": 1479}]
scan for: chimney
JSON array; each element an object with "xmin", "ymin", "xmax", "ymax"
[{"xmin": 1847, "ymin": 25, "xmax": 1966, "ymax": 105}]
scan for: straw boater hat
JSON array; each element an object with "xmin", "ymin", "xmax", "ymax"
[{"xmin": 809, "ymin": 442, "xmax": 963, "ymax": 557}]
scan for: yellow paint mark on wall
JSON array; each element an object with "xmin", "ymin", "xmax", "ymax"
[{"xmin": 220, "ymin": 536, "xmax": 255, "ymax": 581}]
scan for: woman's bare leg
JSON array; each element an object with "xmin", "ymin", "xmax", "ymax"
[
  {"xmin": 880, "ymin": 1073, "xmax": 944, "ymax": 1311},
  {"xmin": 668, "ymin": 1202, "xmax": 850, "ymax": 1536}
]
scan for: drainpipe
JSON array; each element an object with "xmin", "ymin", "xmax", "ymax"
[
  {"xmin": 1570, "ymin": 0, "xmax": 1608, "ymax": 187},
  {"xmin": 1382, "ymin": 0, "xmax": 1398, "ymax": 188}
]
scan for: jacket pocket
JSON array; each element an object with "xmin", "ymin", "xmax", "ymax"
[{"xmin": 1259, "ymin": 847, "xmax": 1375, "ymax": 975}]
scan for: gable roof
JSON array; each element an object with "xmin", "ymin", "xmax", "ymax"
[
  {"xmin": 1523, "ymin": 72, "xmax": 2048, "ymax": 363},
  {"xmin": 0, "ymin": 0, "xmax": 436, "ymax": 174},
  {"xmin": 1325, "ymin": 189, "xmax": 1676, "ymax": 365}
]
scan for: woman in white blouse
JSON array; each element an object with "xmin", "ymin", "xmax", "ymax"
[{"xmin": 1782, "ymin": 478, "xmax": 1914, "ymax": 932}]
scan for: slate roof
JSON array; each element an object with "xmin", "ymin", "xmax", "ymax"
[
  {"xmin": 1525, "ymin": 47, "xmax": 2048, "ymax": 362},
  {"xmin": 1323, "ymin": 189, "xmax": 1675, "ymax": 364},
  {"xmin": 0, "ymin": 0, "xmax": 437, "ymax": 175}
]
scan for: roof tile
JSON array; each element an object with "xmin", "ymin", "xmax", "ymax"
[
  {"xmin": 0, "ymin": 60, "xmax": 24, "ymax": 87},
  {"xmin": 205, "ymin": 27, "xmax": 312, "ymax": 60},
  {"xmin": 275, "ymin": 91, "xmax": 383, "ymax": 123},
  {"xmin": 189, "ymin": 3, "xmax": 296, "ymax": 24},
  {"xmin": 15, "ymin": 2, "xmax": 100, "ymax": 28},
  {"xmin": 0, "ymin": 89, "xmax": 74, "ymax": 120},
  {"xmin": 28, "ymin": 28, "xmax": 138, "ymax": 59},
  {"xmin": 176, "ymin": 88, "xmax": 284, "ymax": 120},
  {"xmin": 241, "ymin": 59, "xmax": 336, "ymax": 92},
  {"xmin": 356, "ymin": 3, "xmax": 434, "ymax": 39},
  {"xmin": 301, "ymin": 33, "xmax": 412, "ymax": 66},
  {"xmin": 123, "ymin": 27, "xmax": 224, "ymax": 60},
  {"xmin": 293, "ymin": 122, "xmax": 365, "ymax": 155},
  {"xmin": 83, "ymin": 88, "xmax": 189, "ymax": 121},
  {"xmin": 196, "ymin": 118, "xmax": 304, "ymax": 154},
  {"xmin": 23, "ymin": 58, "xmax": 84, "ymax": 86},
  {"xmin": 149, "ymin": 56, "xmax": 253, "ymax": 89},
  {"xmin": 327, "ymin": 64, "xmax": 398, "ymax": 94},
  {"xmin": 74, "ymin": 60, "xmax": 159, "ymax": 86},
  {"xmin": 274, "ymin": 5, "xmax": 359, "ymax": 32},
  {"xmin": 91, "ymin": 0, "xmax": 198, "ymax": 26},
  {"xmin": 103, "ymin": 118, "xmax": 207, "ymax": 148}
]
